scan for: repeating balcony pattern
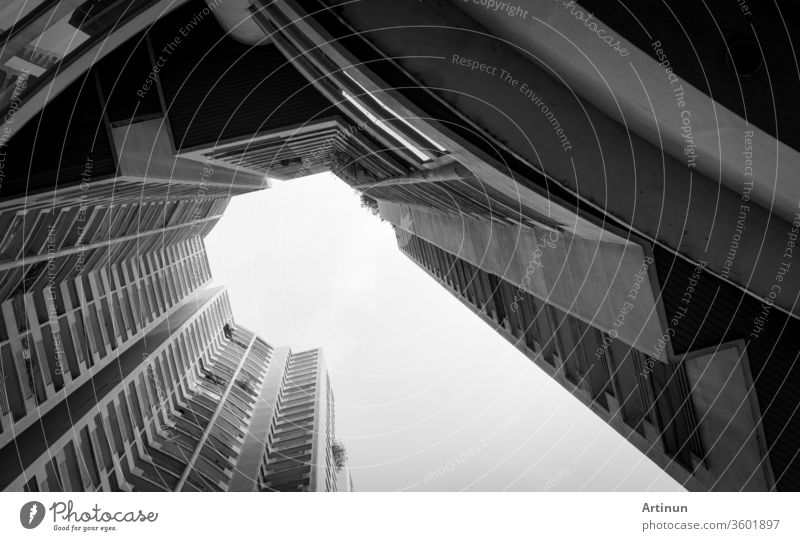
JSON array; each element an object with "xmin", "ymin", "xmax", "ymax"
[
  {"xmin": 0, "ymin": 237, "xmax": 213, "ymax": 446},
  {"xmin": 397, "ymin": 230, "xmax": 706, "ymax": 475},
  {"xmin": 261, "ymin": 349, "xmax": 340, "ymax": 492},
  {"xmin": 0, "ymin": 288, "xmax": 285, "ymax": 492}
]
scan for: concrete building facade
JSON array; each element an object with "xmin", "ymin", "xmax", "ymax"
[
  {"xmin": 0, "ymin": 0, "xmax": 347, "ymax": 492},
  {"xmin": 2, "ymin": 0, "xmax": 797, "ymax": 491},
  {"xmin": 1, "ymin": 281, "xmax": 346, "ymax": 492},
  {"xmin": 199, "ymin": 0, "xmax": 798, "ymax": 491},
  {"xmin": 259, "ymin": 349, "xmax": 344, "ymax": 492}
]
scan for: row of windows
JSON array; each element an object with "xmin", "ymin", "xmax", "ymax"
[
  {"xmin": 6, "ymin": 281, "xmax": 317, "ymax": 493},
  {"xmin": 14, "ymin": 293, "xmax": 270, "ymax": 492},
  {"xmin": 262, "ymin": 349, "xmax": 326, "ymax": 491},
  {"xmin": 0, "ymin": 239, "xmax": 212, "ymax": 432},
  {"xmin": 183, "ymin": 326, "xmax": 282, "ymax": 491},
  {"xmin": 401, "ymin": 233, "xmax": 704, "ymax": 470},
  {"xmin": 0, "ymin": 195, "xmax": 225, "ymax": 305}
]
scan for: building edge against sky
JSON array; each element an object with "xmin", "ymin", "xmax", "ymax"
[
  {"xmin": 0, "ymin": 0, "xmax": 797, "ymax": 492},
  {"xmin": 0, "ymin": 0, "xmax": 349, "ymax": 492},
  {"xmin": 1, "ymin": 279, "xmax": 349, "ymax": 492},
  {"xmin": 201, "ymin": 0, "xmax": 797, "ymax": 491}
]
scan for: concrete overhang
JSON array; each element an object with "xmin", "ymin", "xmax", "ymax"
[
  {"xmin": 453, "ymin": 0, "xmax": 800, "ymax": 224},
  {"xmin": 112, "ymin": 118, "xmax": 268, "ymax": 191},
  {"xmin": 271, "ymin": 0, "xmax": 800, "ymax": 319}
]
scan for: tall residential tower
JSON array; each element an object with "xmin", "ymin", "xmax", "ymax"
[
  {"xmin": 3, "ymin": 0, "xmax": 797, "ymax": 491},
  {"xmin": 0, "ymin": 0, "xmax": 348, "ymax": 492},
  {"xmin": 195, "ymin": 0, "xmax": 799, "ymax": 491}
]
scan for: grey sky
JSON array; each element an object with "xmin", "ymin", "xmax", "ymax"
[{"xmin": 204, "ymin": 172, "xmax": 683, "ymax": 491}]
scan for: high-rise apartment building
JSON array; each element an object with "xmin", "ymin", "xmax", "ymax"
[
  {"xmin": 1, "ymin": 279, "xmax": 346, "ymax": 492},
  {"xmin": 0, "ymin": 0, "xmax": 348, "ymax": 492},
  {"xmin": 393, "ymin": 229, "xmax": 742, "ymax": 491},
  {"xmin": 0, "ymin": 236, "xmax": 214, "ymax": 460},
  {"xmin": 2, "ymin": 0, "xmax": 797, "ymax": 492},
  {"xmin": 1, "ymin": 283, "xmax": 233, "ymax": 491},
  {"xmin": 231, "ymin": 347, "xmax": 349, "ymax": 492},
  {"xmin": 260, "ymin": 348, "xmax": 342, "ymax": 492},
  {"xmin": 184, "ymin": 0, "xmax": 796, "ymax": 491}
]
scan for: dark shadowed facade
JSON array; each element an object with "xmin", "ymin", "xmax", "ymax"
[
  {"xmin": 1, "ymin": 0, "xmax": 798, "ymax": 492},
  {"xmin": 192, "ymin": 0, "xmax": 798, "ymax": 491}
]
